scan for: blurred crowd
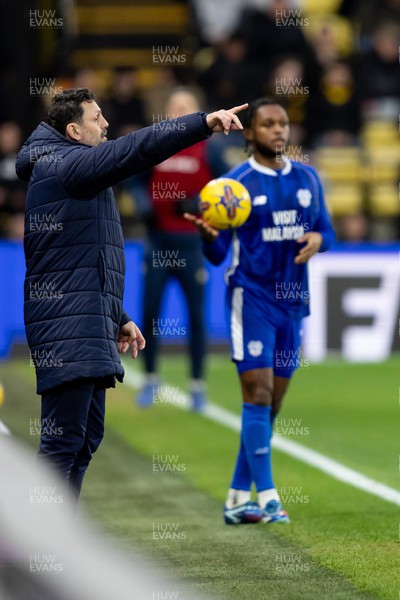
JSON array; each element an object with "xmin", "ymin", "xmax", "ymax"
[{"xmin": 1, "ymin": 0, "xmax": 399, "ymax": 241}]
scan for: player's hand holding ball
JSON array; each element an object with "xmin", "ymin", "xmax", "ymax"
[
  {"xmin": 184, "ymin": 178, "xmax": 252, "ymax": 241},
  {"xmin": 183, "ymin": 212, "xmax": 220, "ymax": 243}
]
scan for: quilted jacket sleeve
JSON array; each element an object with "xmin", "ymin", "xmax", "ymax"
[
  {"xmin": 56, "ymin": 112, "xmax": 212, "ymax": 198},
  {"xmin": 119, "ymin": 310, "xmax": 132, "ymax": 327}
]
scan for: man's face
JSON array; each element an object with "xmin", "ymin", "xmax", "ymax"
[
  {"xmin": 70, "ymin": 100, "xmax": 109, "ymax": 147},
  {"xmin": 245, "ymin": 104, "xmax": 290, "ymax": 158}
]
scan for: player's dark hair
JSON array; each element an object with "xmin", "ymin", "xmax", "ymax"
[
  {"xmin": 244, "ymin": 98, "xmax": 283, "ymax": 129},
  {"xmin": 244, "ymin": 98, "xmax": 285, "ymax": 155},
  {"xmin": 48, "ymin": 88, "xmax": 96, "ymax": 136}
]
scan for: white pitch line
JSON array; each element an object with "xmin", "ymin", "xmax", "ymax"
[
  {"xmin": 123, "ymin": 364, "xmax": 400, "ymax": 507},
  {"xmin": 0, "ymin": 419, "xmax": 11, "ymax": 436},
  {"xmin": 271, "ymin": 436, "xmax": 400, "ymax": 506}
]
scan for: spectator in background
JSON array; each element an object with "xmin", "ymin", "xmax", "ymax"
[
  {"xmin": 133, "ymin": 88, "xmax": 229, "ymax": 411},
  {"xmin": 305, "ymin": 61, "xmax": 361, "ymax": 147},
  {"xmin": 309, "ymin": 24, "xmax": 340, "ymax": 70},
  {"xmin": 338, "ymin": 0, "xmax": 400, "ymax": 41},
  {"xmin": 102, "ymin": 67, "xmax": 146, "ymax": 139},
  {"xmin": 197, "ymin": 34, "xmax": 260, "ymax": 111},
  {"xmin": 190, "ymin": 0, "xmax": 251, "ymax": 45},
  {"xmin": 238, "ymin": 0, "xmax": 317, "ymax": 81},
  {"xmin": 338, "ymin": 213, "xmax": 370, "ymax": 242},
  {"xmin": 100, "ymin": 67, "xmax": 147, "ymax": 232},
  {"xmin": 0, "ymin": 121, "xmax": 25, "ymax": 237},
  {"xmin": 143, "ymin": 67, "xmax": 181, "ymax": 123},
  {"xmin": 356, "ymin": 22, "xmax": 400, "ymax": 120},
  {"xmin": 72, "ymin": 68, "xmax": 103, "ymax": 98},
  {"xmin": 263, "ymin": 56, "xmax": 311, "ymax": 146}
]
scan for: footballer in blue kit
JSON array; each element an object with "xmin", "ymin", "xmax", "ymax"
[{"xmin": 185, "ymin": 98, "xmax": 335, "ymax": 525}]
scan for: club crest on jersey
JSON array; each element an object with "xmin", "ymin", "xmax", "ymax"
[
  {"xmin": 247, "ymin": 340, "xmax": 263, "ymax": 357},
  {"xmin": 296, "ymin": 189, "xmax": 312, "ymax": 208}
]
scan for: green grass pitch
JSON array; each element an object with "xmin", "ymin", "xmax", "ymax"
[{"xmin": 0, "ymin": 356, "xmax": 399, "ymax": 599}]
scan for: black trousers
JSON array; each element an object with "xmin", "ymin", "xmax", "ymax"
[
  {"xmin": 38, "ymin": 379, "xmax": 106, "ymax": 500},
  {"xmin": 142, "ymin": 233, "xmax": 206, "ymax": 379}
]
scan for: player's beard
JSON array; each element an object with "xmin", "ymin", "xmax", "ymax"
[{"xmin": 253, "ymin": 140, "xmax": 285, "ymax": 159}]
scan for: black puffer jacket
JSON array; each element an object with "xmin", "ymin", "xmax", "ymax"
[{"xmin": 16, "ymin": 114, "xmax": 211, "ymax": 393}]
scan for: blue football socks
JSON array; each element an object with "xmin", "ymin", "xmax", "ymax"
[
  {"xmin": 230, "ymin": 433, "xmax": 252, "ymax": 491},
  {"xmin": 241, "ymin": 403, "xmax": 274, "ymax": 492}
]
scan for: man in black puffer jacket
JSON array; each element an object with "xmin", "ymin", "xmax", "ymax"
[{"xmin": 16, "ymin": 88, "xmax": 247, "ymax": 500}]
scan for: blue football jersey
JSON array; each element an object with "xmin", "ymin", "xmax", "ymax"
[{"xmin": 203, "ymin": 156, "xmax": 335, "ymax": 318}]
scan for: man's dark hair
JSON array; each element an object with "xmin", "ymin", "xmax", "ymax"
[
  {"xmin": 48, "ymin": 88, "xmax": 96, "ymax": 135},
  {"xmin": 244, "ymin": 98, "xmax": 284, "ymax": 129}
]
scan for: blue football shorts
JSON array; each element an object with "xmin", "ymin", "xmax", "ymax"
[{"xmin": 226, "ymin": 286, "xmax": 303, "ymax": 378}]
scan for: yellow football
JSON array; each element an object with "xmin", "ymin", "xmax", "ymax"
[{"xmin": 199, "ymin": 178, "xmax": 252, "ymax": 230}]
